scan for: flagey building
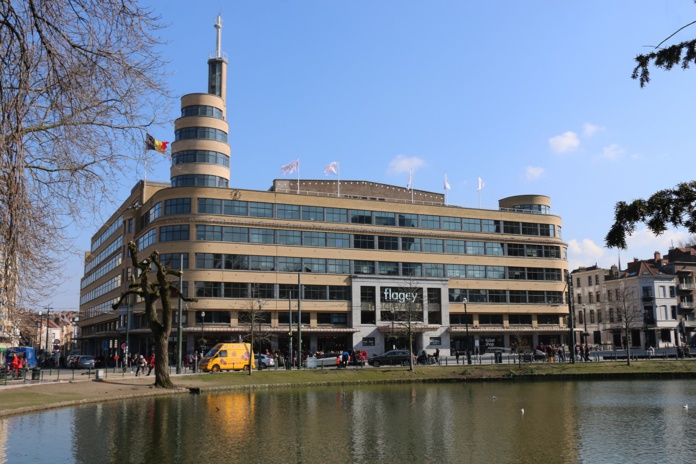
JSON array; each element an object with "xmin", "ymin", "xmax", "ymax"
[{"xmin": 78, "ymin": 17, "xmax": 569, "ymax": 361}]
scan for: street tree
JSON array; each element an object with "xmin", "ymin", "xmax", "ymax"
[
  {"xmin": 614, "ymin": 286, "xmax": 643, "ymax": 366},
  {"xmin": 384, "ymin": 282, "xmax": 424, "ymax": 371},
  {"xmin": 113, "ymin": 242, "xmax": 196, "ymax": 388},
  {"xmin": 238, "ymin": 286, "xmax": 274, "ymax": 375},
  {"xmin": 0, "ymin": 1, "xmax": 169, "ymax": 322}
]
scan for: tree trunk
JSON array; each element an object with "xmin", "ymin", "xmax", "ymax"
[{"xmin": 152, "ymin": 326, "xmax": 174, "ymax": 388}]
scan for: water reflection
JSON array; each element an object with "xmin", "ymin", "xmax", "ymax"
[{"xmin": 1, "ymin": 380, "xmax": 695, "ymax": 463}]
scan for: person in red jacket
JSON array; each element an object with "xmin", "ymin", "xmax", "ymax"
[
  {"xmin": 146, "ymin": 353, "xmax": 155, "ymax": 376},
  {"xmin": 9, "ymin": 354, "xmax": 21, "ymax": 377}
]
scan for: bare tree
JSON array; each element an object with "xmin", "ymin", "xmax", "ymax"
[
  {"xmin": 0, "ymin": 1, "xmax": 169, "ymax": 323},
  {"xmin": 615, "ymin": 286, "xmax": 642, "ymax": 366},
  {"xmin": 384, "ymin": 283, "xmax": 423, "ymax": 371},
  {"xmin": 113, "ymin": 242, "xmax": 196, "ymax": 388},
  {"xmin": 238, "ymin": 287, "xmax": 273, "ymax": 375}
]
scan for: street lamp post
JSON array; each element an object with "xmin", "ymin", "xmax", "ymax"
[
  {"xmin": 463, "ymin": 298, "xmax": 471, "ymax": 365},
  {"xmin": 44, "ymin": 306, "xmax": 51, "ymax": 354},
  {"xmin": 176, "ymin": 255, "xmax": 184, "ymax": 374},
  {"xmin": 288, "ymin": 294, "xmax": 293, "ymax": 370},
  {"xmin": 567, "ymin": 272, "xmax": 576, "ymax": 364},
  {"xmin": 200, "ymin": 311, "xmax": 206, "ymax": 356},
  {"xmin": 583, "ymin": 304, "xmax": 588, "ymax": 347},
  {"xmin": 125, "ymin": 301, "xmax": 131, "ymax": 371}
]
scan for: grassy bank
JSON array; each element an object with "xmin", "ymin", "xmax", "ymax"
[{"xmin": 2, "ymin": 361, "xmax": 696, "ymax": 417}]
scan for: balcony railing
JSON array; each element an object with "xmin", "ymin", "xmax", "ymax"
[
  {"xmin": 680, "ymin": 302, "xmax": 696, "ymax": 309},
  {"xmin": 678, "ymin": 282, "xmax": 696, "ymax": 291}
]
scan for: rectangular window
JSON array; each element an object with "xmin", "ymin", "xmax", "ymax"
[
  {"xmin": 443, "ymin": 217, "xmax": 461, "ymax": 230},
  {"xmin": 362, "ymin": 337, "xmax": 375, "ymax": 346},
  {"xmin": 164, "ymin": 198, "xmax": 191, "ymax": 215},
  {"xmin": 198, "ymin": 198, "xmax": 221, "ymax": 214},
  {"xmin": 402, "ymin": 262, "xmax": 422, "ymax": 277},
  {"xmin": 588, "ymin": 276, "xmax": 592, "ymax": 286},
  {"xmin": 303, "ymin": 231, "xmax": 326, "ymax": 247},
  {"xmin": 252, "ymin": 283, "xmax": 274, "ymax": 299},
  {"xmin": 447, "ymin": 265, "xmax": 466, "ymax": 278},
  {"xmin": 303, "ymin": 258, "xmax": 326, "ymax": 273},
  {"xmin": 423, "ymin": 239, "xmax": 443, "ymax": 253},
  {"xmin": 249, "ymin": 228, "xmax": 274, "ymax": 244},
  {"xmin": 445, "ymin": 240, "xmax": 465, "ymax": 254},
  {"xmin": 137, "ymin": 229, "xmax": 156, "ymax": 250},
  {"xmin": 225, "ymin": 255, "xmax": 248, "ymax": 270},
  {"xmin": 250, "ymin": 256, "xmax": 275, "ymax": 271},
  {"xmin": 278, "ymin": 230, "xmax": 302, "ymax": 246},
  {"xmin": 509, "ymin": 314, "xmax": 532, "ymax": 325},
  {"xmin": 487, "ymin": 266, "xmax": 505, "ymax": 279},
  {"xmin": 225, "ymin": 200, "xmax": 248, "ymax": 216},
  {"xmin": 467, "ymin": 265, "xmax": 485, "ymax": 279},
  {"xmin": 468, "ymin": 289, "xmax": 487, "ymax": 303},
  {"xmin": 374, "ymin": 211, "xmax": 396, "ymax": 226},
  {"xmin": 429, "ymin": 337, "xmax": 442, "ymax": 346},
  {"xmin": 378, "ymin": 262, "xmax": 399, "ymax": 276},
  {"xmin": 327, "ymin": 259, "xmax": 350, "ymax": 274},
  {"xmin": 589, "ymin": 293, "xmax": 594, "ymax": 303},
  {"xmin": 507, "ymin": 244, "xmax": 524, "ymax": 256},
  {"xmin": 528, "ymin": 291, "xmax": 545, "ymax": 303},
  {"xmin": 420, "ymin": 215, "xmax": 440, "ymax": 229},
  {"xmin": 304, "ymin": 285, "xmax": 327, "ymax": 300},
  {"xmin": 328, "ymin": 286, "xmax": 351, "ymax": 300},
  {"xmin": 196, "ymin": 225, "xmax": 220, "ymax": 241},
  {"xmin": 276, "ymin": 204, "xmax": 300, "ymax": 219},
  {"xmin": 521, "ymin": 223, "xmax": 538, "ymax": 236},
  {"xmin": 353, "ymin": 260, "xmax": 375, "ymax": 275},
  {"xmin": 160, "ymin": 225, "xmax": 189, "ymax": 242},
  {"xmin": 353, "ymin": 234, "xmax": 375, "ymax": 249},
  {"xmin": 449, "ymin": 289, "xmax": 466, "ymax": 302},
  {"xmin": 225, "ymin": 227, "xmax": 248, "ymax": 243},
  {"xmin": 503, "ymin": 221, "xmax": 520, "ymax": 234},
  {"xmin": 463, "ymin": 218, "xmax": 481, "ymax": 232},
  {"xmin": 361, "ymin": 286, "xmax": 376, "ymax": 303},
  {"xmin": 278, "ymin": 257, "xmax": 302, "ymax": 272},
  {"xmin": 466, "ymin": 242, "xmax": 485, "ymax": 255},
  {"xmin": 159, "ymin": 253, "xmax": 189, "ymax": 270},
  {"xmin": 508, "ymin": 267, "xmax": 526, "ymax": 280},
  {"xmin": 224, "ymin": 282, "xmax": 248, "ymax": 298},
  {"xmin": 401, "ymin": 237, "xmax": 421, "ymax": 251},
  {"xmin": 479, "ymin": 315, "xmax": 503, "ymax": 325},
  {"xmin": 485, "ymin": 243, "xmax": 504, "ymax": 256},
  {"xmin": 325, "ymin": 208, "xmax": 347, "ymax": 223},
  {"xmin": 302, "ymin": 206, "xmax": 324, "ymax": 221},
  {"xmin": 278, "ymin": 284, "xmax": 299, "ymax": 299},
  {"xmin": 317, "ymin": 313, "xmax": 347, "ymax": 324},
  {"xmin": 378, "ymin": 236, "xmax": 399, "ymax": 250},
  {"xmin": 423, "ymin": 263, "xmax": 444, "ymax": 277},
  {"xmin": 537, "ymin": 315, "xmax": 558, "ymax": 325},
  {"xmin": 327, "ymin": 233, "xmax": 349, "ymax": 248},
  {"xmin": 350, "ymin": 210, "xmax": 372, "ymax": 224},
  {"xmin": 509, "ymin": 291, "xmax": 526, "ymax": 303},
  {"xmin": 488, "ymin": 290, "xmax": 507, "ymax": 303},
  {"xmin": 481, "ymin": 220, "xmax": 498, "ymax": 233},
  {"xmin": 249, "ymin": 202, "xmax": 273, "ymax": 218},
  {"xmin": 398, "ymin": 213, "xmax": 417, "ymax": 227},
  {"xmin": 526, "ymin": 245, "xmax": 543, "ymax": 258}
]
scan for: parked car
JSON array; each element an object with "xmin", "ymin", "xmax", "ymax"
[
  {"xmin": 305, "ymin": 353, "xmax": 341, "ymax": 368},
  {"xmin": 368, "ymin": 350, "xmax": 415, "ymax": 367},
  {"xmin": 70, "ymin": 355, "xmax": 95, "ymax": 369},
  {"xmin": 255, "ymin": 354, "xmax": 275, "ymax": 369}
]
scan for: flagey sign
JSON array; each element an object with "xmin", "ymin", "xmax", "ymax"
[{"xmin": 382, "ymin": 288, "xmax": 418, "ymax": 303}]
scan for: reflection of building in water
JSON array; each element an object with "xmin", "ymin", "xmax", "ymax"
[
  {"xmin": 78, "ymin": 13, "xmax": 568, "ymax": 361},
  {"xmin": 207, "ymin": 391, "xmax": 255, "ymax": 431},
  {"xmin": 0, "ymin": 419, "xmax": 8, "ymax": 463}
]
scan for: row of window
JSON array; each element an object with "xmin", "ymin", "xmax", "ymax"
[
  {"xmin": 91, "ymin": 215, "xmax": 122, "ymax": 253},
  {"xmin": 80, "ymin": 275, "xmax": 122, "ymax": 305},
  {"xmin": 577, "ymin": 285, "xmax": 677, "ymax": 305},
  {"xmin": 85, "ymin": 236, "xmax": 122, "ymax": 274},
  {"xmin": 172, "ymin": 150, "xmax": 229, "ymax": 168},
  {"xmin": 193, "ymin": 198, "xmax": 560, "ymax": 237},
  {"xmin": 81, "ymin": 255, "xmax": 122, "ymax": 290},
  {"xmin": 171, "ymin": 175, "xmax": 229, "ymax": 188},
  {"xmin": 174, "ymin": 127, "xmax": 228, "ymax": 143},
  {"xmin": 193, "ymin": 252, "xmax": 563, "ymax": 281},
  {"xmin": 181, "ymin": 105, "xmax": 224, "ymax": 119},
  {"xmin": 153, "ymin": 224, "xmax": 562, "ymax": 261},
  {"xmin": 194, "ymin": 282, "xmax": 352, "ymax": 300}
]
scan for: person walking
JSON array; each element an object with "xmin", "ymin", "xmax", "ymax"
[
  {"xmin": 135, "ymin": 355, "xmax": 147, "ymax": 376},
  {"xmin": 434, "ymin": 348, "xmax": 440, "ymax": 365},
  {"xmin": 146, "ymin": 353, "xmax": 155, "ymax": 376}
]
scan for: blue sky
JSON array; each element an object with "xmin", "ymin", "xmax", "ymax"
[{"xmin": 45, "ymin": 1, "xmax": 696, "ymax": 310}]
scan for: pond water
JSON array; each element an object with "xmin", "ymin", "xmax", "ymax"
[{"xmin": 1, "ymin": 380, "xmax": 695, "ymax": 463}]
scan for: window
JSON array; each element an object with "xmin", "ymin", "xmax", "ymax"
[
  {"xmin": 423, "ymin": 239, "xmax": 443, "ymax": 253},
  {"xmin": 609, "ymin": 308, "xmax": 614, "ymax": 323},
  {"xmin": 160, "ymin": 225, "xmax": 189, "ymax": 242},
  {"xmin": 249, "ymin": 228, "xmax": 274, "ymax": 244},
  {"xmin": 304, "ymin": 285, "xmax": 327, "ymax": 300},
  {"xmin": 463, "ymin": 218, "xmax": 481, "ymax": 232},
  {"xmin": 590, "ymin": 310, "xmax": 595, "ymax": 323},
  {"xmin": 250, "ymin": 256, "xmax": 275, "ymax": 271},
  {"xmin": 508, "ymin": 267, "xmax": 525, "ymax": 280},
  {"xmin": 350, "ymin": 210, "xmax": 372, "ymax": 224},
  {"xmin": 164, "ymin": 198, "xmax": 191, "ymax": 215},
  {"xmin": 361, "ymin": 286, "xmax": 376, "ymax": 303},
  {"xmin": 481, "ymin": 220, "xmax": 498, "ymax": 233},
  {"xmin": 597, "ymin": 309, "xmax": 603, "ymax": 323},
  {"xmin": 507, "ymin": 244, "xmax": 524, "ymax": 257},
  {"xmin": 447, "ymin": 265, "xmax": 466, "ymax": 278},
  {"xmin": 420, "ymin": 215, "xmax": 440, "ymax": 229},
  {"xmin": 596, "ymin": 292, "xmax": 600, "ymax": 303},
  {"xmin": 278, "ymin": 284, "xmax": 299, "ymax": 299},
  {"xmin": 302, "ymin": 206, "xmax": 324, "ymax": 221},
  {"xmin": 137, "ymin": 229, "xmax": 156, "ymax": 250},
  {"xmin": 378, "ymin": 262, "xmax": 399, "ymax": 276},
  {"xmin": 401, "ymin": 237, "xmax": 421, "ymax": 251},
  {"xmin": 446, "ymin": 240, "xmax": 465, "ymax": 254},
  {"xmin": 489, "ymin": 290, "xmax": 507, "ymax": 303},
  {"xmin": 479, "ymin": 315, "xmax": 503, "ymax": 325},
  {"xmin": 249, "ymin": 202, "xmax": 273, "ymax": 218},
  {"xmin": 278, "ymin": 257, "xmax": 302, "ymax": 272},
  {"xmin": 303, "ymin": 231, "xmax": 325, "ymax": 247},
  {"xmin": 277, "ymin": 204, "xmax": 300, "ymax": 219},
  {"xmin": 503, "ymin": 221, "xmax": 520, "ymax": 234},
  {"xmin": 589, "ymin": 293, "xmax": 594, "ymax": 304},
  {"xmin": 327, "ymin": 233, "xmax": 349, "ymax": 248},
  {"xmin": 378, "ymin": 236, "xmax": 399, "ymax": 250},
  {"xmin": 278, "ymin": 230, "xmax": 301, "ymax": 246},
  {"xmin": 303, "ymin": 258, "xmax": 326, "ymax": 273},
  {"xmin": 449, "ymin": 289, "xmax": 467, "ymax": 302},
  {"xmin": 398, "ymin": 213, "xmax": 417, "ymax": 228},
  {"xmin": 423, "ymin": 263, "xmax": 444, "ymax": 277},
  {"xmin": 577, "ymin": 294, "xmax": 582, "ymax": 305},
  {"xmin": 328, "ymin": 286, "xmax": 351, "ymax": 300},
  {"xmin": 537, "ymin": 315, "xmax": 558, "ymax": 325},
  {"xmin": 402, "ymin": 263, "xmax": 422, "ymax": 277},
  {"xmin": 521, "ymin": 223, "xmax": 538, "ymax": 236},
  {"xmin": 487, "ymin": 266, "xmax": 505, "ymax": 279},
  {"xmin": 374, "ymin": 211, "xmax": 395, "ymax": 226},
  {"xmin": 588, "ymin": 276, "xmax": 592, "ymax": 286},
  {"xmin": 327, "ymin": 259, "xmax": 350, "ymax": 274},
  {"xmin": 353, "ymin": 260, "xmax": 375, "ymax": 275},
  {"xmin": 159, "ymin": 253, "xmax": 189, "ymax": 270},
  {"xmin": 595, "ymin": 275, "xmax": 600, "ymax": 285},
  {"xmin": 670, "ymin": 286, "xmax": 676, "ymax": 298},
  {"xmin": 509, "ymin": 314, "xmax": 532, "ymax": 325},
  {"xmin": 325, "ymin": 208, "xmax": 347, "ymax": 223},
  {"xmin": 353, "ymin": 234, "xmax": 375, "ymax": 249},
  {"xmin": 317, "ymin": 313, "xmax": 347, "ymax": 324},
  {"xmin": 486, "ymin": 243, "xmax": 504, "ymax": 256},
  {"xmin": 467, "ymin": 265, "xmax": 485, "ymax": 279},
  {"xmin": 466, "ymin": 242, "xmax": 485, "ymax": 255},
  {"xmin": 443, "ymin": 217, "xmax": 461, "ymax": 230}
]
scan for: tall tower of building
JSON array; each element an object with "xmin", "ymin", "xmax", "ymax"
[{"xmin": 170, "ymin": 14, "xmax": 230, "ymax": 188}]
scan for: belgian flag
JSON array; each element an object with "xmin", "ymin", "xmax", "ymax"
[{"xmin": 145, "ymin": 133, "xmax": 169, "ymax": 154}]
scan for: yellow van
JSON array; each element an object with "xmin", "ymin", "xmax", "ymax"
[{"xmin": 199, "ymin": 343, "xmax": 255, "ymax": 372}]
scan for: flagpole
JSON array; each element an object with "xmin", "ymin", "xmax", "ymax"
[
  {"xmin": 296, "ymin": 158, "xmax": 300, "ymax": 194},
  {"xmin": 337, "ymin": 162, "xmax": 341, "ymax": 198}
]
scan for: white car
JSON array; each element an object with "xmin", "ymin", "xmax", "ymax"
[{"xmin": 255, "ymin": 354, "xmax": 275, "ymax": 369}]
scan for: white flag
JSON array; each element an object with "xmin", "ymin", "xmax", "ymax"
[
  {"xmin": 444, "ymin": 173, "xmax": 450, "ymax": 191},
  {"xmin": 477, "ymin": 176, "xmax": 485, "ymax": 191},
  {"xmin": 324, "ymin": 161, "xmax": 338, "ymax": 175},
  {"xmin": 281, "ymin": 159, "xmax": 299, "ymax": 175},
  {"xmin": 407, "ymin": 168, "xmax": 413, "ymax": 190}
]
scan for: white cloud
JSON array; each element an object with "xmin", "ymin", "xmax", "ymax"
[
  {"xmin": 568, "ymin": 238, "xmax": 606, "ymax": 269},
  {"xmin": 601, "ymin": 144, "xmax": 625, "ymax": 161},
  {"xmin": 387, "ymin": 154, "xmax": 425, "ymax": 175},
  {"xmin": 524, "ymin": 166, "xmax": 544, "ymax": 180},
  {"xmin": 583, "ymin": 123, "xmax": 601, "ymax": 137},
  {"xmin": 548, "ymin": 131, "xmax": 580, "ymax": 154}
]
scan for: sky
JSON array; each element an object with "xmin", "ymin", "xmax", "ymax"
[{"xmin": 42, "ymin": 0, "xmax": 696, "ymax": 310}]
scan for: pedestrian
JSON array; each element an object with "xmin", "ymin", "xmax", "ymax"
[
  {"xmin": 454, "ymin": 349, "xmax": 459, "ymax": 364},
  {"xmin": 342, "ymin": 350, "xmax": 350, "ymax": 368},
  {"xmin": 434, "ymin": 348, "xmax": 440, "ymax": 364},
  {"xmin": 584, "ymin": 345, "xmax": 591, "ymax": 362},
  {"xmin": 135, "ymin": 354, "xmax": 146, "ymax": 376},
  {"xmin": 146, "ymin": 353, "xmax": 155, "ymax": 376}
]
